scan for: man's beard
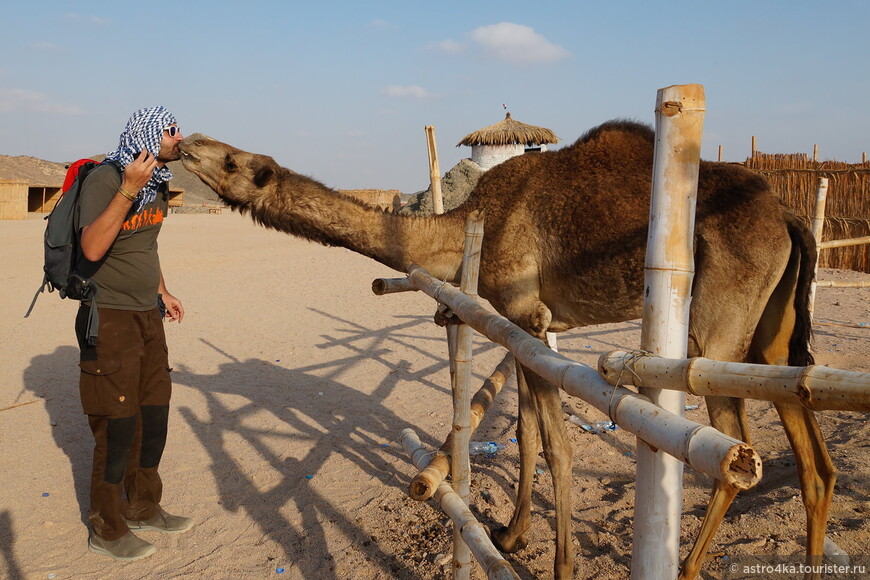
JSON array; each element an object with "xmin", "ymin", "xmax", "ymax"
[{"xmin": 157, "ymin": 145, "xmax": 181, "ymax": 163}]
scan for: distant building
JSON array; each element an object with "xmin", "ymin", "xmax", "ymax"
[{"xmin": 457, "ymin": 112, "xmax": 559, "ymax": 171}]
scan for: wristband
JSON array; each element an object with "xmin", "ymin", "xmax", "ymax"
[{"xmin": 118, "ymin": 186, "xmax": 136, "ymax": 201}]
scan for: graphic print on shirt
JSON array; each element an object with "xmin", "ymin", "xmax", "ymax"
[{"xmin": 122, "ymin": 207, "xmax": 164, "ymax": 231}]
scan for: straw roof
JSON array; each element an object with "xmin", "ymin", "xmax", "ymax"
[{"xmin": 456, "ymin": 112, "xmax": 559, "ymax": 147}]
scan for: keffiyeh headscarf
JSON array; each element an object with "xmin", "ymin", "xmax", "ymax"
[{"xmin": 105, "ymin": 105, "xmax": 176, "ymax": 210}]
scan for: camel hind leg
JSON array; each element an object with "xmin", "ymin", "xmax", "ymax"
[
  {"xmin": 681, "ymin": 228, "xmax": 835, "ymax": 579},
  {"xmin": 681, "ymin": 407, "xmax": 835, "ymax": 580},
  {"xmin": 751, "ymin": 223, "xmax": 836, "ymax": 572},
  {"xmin": 772, "ymin": 402, "xmax": 836, "ymax": 571},
  {"xmin": 679, "ymin": 396, "xmax": 748, "ymax": 580},
  {"xmin": 679, "ymin": 251, "xmax": 774, "ymax": 577}
]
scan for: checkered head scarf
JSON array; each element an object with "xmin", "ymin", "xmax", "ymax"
[{"xmin": 105, "ymin": 105, "xmax": 176, "ymax": 209}]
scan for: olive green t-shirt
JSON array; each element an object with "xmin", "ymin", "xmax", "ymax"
[{"xmin": 76, "ymin": 164, "xmax": 169, "ymax": 311}]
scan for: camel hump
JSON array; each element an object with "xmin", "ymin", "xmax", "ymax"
[{"xmin": 571, "ymin": 118, "xmax": 654, "ymax": 148}]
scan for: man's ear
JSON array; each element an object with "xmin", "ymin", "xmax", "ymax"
[{"xmin": 254, "ymin": 165, "xmax": 274, "ymax": 188}]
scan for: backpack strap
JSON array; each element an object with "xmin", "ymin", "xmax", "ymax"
[
  {"xmin": 84, "ymin": 290, "xmax": 100, "ymax": 347},
  {"xmin": 75, "ymin": 161, "xmax": 120, "ymax": 345},
  {"xmin": 23, "ymin": 276, "xmax": 50, "ymax": 318}
]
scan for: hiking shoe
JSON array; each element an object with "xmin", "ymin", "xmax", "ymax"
[
  {"xmin": 88, "ymin": 531, "xmax": 156, "ymax": 561},
  {"xmin": 125, "ymin": 507, "xmax": 194, "ymax": 535}
]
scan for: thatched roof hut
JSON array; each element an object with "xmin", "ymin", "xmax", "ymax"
[
  {"xmin": 457, "ymin": 112, "xmax": 558, "ymax": 170},
  {"xmin": 457, "ymin": 112, "xmax": 559, "ymax": 147}
]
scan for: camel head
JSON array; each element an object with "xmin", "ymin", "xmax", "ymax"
[{"xmin": 179, "ymin": 133, "xmax": 282, "ymax": 209}]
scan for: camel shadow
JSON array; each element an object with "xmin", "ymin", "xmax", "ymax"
[
  {"xmin": 173, "ymin": 352, "xmax": 428, "ymax": 579},
  {"xmin": 171, "ymin": 306, "xmax": 512, "ymax": 579},
  {"xmin": 21, "ymin": 346, "xmax": 93, "ymax": 525}
]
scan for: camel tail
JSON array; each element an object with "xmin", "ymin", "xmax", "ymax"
[{"xmin": 787, "ymin": 213, "xmax": 817, "ymax": 367}]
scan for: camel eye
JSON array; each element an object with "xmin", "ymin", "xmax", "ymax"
[{"xmin": 224, "ymin": 154, "xmax": 238, "ymax": 173}]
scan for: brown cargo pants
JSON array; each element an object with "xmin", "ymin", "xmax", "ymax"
[{"xmin": 76, "ymin": 305, "xmax": 172, "ymax": 541}]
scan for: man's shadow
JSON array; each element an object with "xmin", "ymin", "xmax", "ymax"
[
  {"xmin": 22, "ymin": 346, "xmax": 93, "ymax": 525},
  {"xmin": 1, "ymin": 510, "xmax": 24, "ymax": 580}
]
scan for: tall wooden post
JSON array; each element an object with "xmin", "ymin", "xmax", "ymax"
[
  {"xmin": 632, "ymin": 84, "xmax": 705, "ymax": 579},
  {"xmin": 450, "ymin": 211, "xmax": 485, "ymax": 579},
  {"xmin": 425, "ymin": 126, "xmax": 445, "ymax": 215},
  {"xmin": 808, "ymin": 177, "xmax": 829, "ymax": 320}
]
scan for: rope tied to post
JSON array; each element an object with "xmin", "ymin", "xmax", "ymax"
[{"xmin": 607, "ymin": 350, "xmax": 654, "ymax": 423}]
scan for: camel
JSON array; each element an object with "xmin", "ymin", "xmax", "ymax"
[{"xmin": 178, "ymin": 120, "xmax": 835, "ymax": 579}]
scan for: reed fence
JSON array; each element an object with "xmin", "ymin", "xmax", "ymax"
[{"xmin": 744, "ymin": 153, "xmax": 870, "ymax": 272}]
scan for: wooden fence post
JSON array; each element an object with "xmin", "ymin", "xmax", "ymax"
[
  {"xmin": 426, "ymin": 126, "xmax": 445, "ymax": 215},
  {"xmin": 632, "ymin": 84, "xmax": 705, "ymax": 579},
  {"xmin": 450, "ymin": 211, "xmax": 485, "ymax": 579},
  {"xmin": 809, "ymin": 177, "xmax": 829, "ymax": 320}
]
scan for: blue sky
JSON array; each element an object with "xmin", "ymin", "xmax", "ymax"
[{"xmin": 1, "ymin": 1, "xmax": 867, "ymax": 192}]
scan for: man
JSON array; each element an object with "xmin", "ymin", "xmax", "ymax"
[{"xmin": 75, "ymin": 106, "xmax": 191, "ymax": 561}]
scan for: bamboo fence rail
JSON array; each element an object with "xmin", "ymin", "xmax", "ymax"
[
  {"xmin": 400, "ymin": 429, "xmax": 520, "ymax": 580},
  {"xmin": 400, "ymin": 263, "xmax": 763, "ymax": 491},
  {"xmin": 598, "ymin": 351, "xmax": 870, "ymax": 412},
  {"xmin": 408, "ymin": 352, "xmax": 515, "ymax": 501}
]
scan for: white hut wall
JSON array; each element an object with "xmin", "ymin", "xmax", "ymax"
[{"xmin": 471, "ymin": 144, "xmax": 525, "ymax": 171}]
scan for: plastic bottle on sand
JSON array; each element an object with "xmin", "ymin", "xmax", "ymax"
[{"xmin": 469, "ymin": 441, "xmax": 504, "ymax": 455}]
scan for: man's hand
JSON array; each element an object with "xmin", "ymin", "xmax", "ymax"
[
  {"xmin": 122, "ymin": 150, "xmax": 158, "ymax": 195},
  {"xmin": 161, "ymin": 292, "xmax": 184, "ymax": 323}
]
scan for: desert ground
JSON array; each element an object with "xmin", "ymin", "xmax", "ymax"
[{"xmin": 1, "ymin": 211, "xmax": 868, "ymax": 579}]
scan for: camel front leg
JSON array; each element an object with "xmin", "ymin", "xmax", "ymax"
[
  {"xmin": 773, "ymin": 402, "xmax": 837, "ymax": 575},
  {"xmin": 526, "ymin": 368, "xmax": 574, "ymax": 580},
  {"xmin": 492, "ymin": 362, "xmax": 538, "ymax": 554}
]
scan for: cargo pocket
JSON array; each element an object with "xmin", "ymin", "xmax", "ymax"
[{"xmin": 79, "ymin": 358, "xmax": 127, "ymax": 416}]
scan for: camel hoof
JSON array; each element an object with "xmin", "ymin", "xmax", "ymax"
[
  {"xmin": 555, "ymin": 563, "xmax": 573, "ymax": 580},
  {"xmin": 491, "ymin": 526, "xmax": 528, "ymax": 553}
]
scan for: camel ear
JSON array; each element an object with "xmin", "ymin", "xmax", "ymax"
[{"xmin": 253, "ymin": 165, "xmax": 274, "ymax": 188}]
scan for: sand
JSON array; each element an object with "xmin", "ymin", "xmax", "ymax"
[{"xmin": 1, "ymin": 211, "xmax": 868, "ymax": 579}]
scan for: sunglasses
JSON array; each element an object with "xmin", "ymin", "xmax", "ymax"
[{"xmin": 164, "ymin": 126, "xmax": 181, "ymax": 138}]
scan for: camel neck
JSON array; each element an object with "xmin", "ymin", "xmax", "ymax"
[{"xmin": 249, "ymin": 174, "xmax": 469, "ymax": 282}]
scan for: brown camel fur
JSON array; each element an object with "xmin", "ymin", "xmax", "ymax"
[{"xmin": 179, "ymin": 120, "xmax": 836, "ymax": 579}]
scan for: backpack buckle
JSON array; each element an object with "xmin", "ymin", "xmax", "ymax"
[{"xmin": 66, "ymin": 274, "xmax": 95, "ymax": 301}]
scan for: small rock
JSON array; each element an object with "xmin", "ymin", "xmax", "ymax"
[
  {"xmin": 481, "ymin": 490, "xmax": 499, "ymax": 506},
  {"xmin": 434, "ymin": 552, "xmax": 452, "ymax": 566}
]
